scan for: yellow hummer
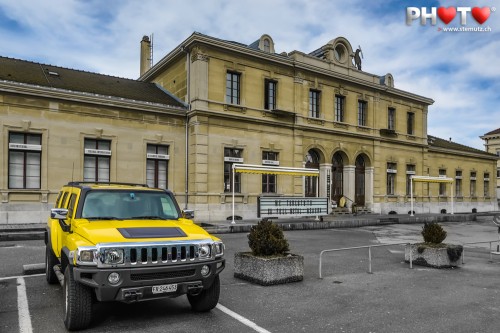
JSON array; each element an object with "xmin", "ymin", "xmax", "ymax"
[{"xmin": 45, "ymin": 182, "xmax": 225, "ymax": 331}]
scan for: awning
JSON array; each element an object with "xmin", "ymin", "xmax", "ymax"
[
  {"xmin": 233, "ymin": 164, "xmax": 319, "ymax": 177},
  {"xmin": 411, "ymin": 176, "xmax": 454, "ymax": 183}
]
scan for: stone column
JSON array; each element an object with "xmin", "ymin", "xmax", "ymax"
[
  {"xmin": 344, "ymin": 165, "xmax": 355, "ymax": 207},
  {"xmin": 365, "ymin": 167, "xmax": 374, "ymax": 209},
  {"xmin": 319, "ymin": 163, "xmax": 332, "ymax": 198}
]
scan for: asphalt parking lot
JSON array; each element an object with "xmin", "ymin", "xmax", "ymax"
[{"xmin": 1, "ymin": 218, "xmax": 500, "ymax": 333}]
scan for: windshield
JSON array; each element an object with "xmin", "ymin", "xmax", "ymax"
[{"xmin": 80, "ymin": 190, "xmax": 180, "ymax": 220}]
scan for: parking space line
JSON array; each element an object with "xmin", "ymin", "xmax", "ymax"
[
  {"xmin": 216, "ymin": 303, "xmax": 271, "ymax": 333},
  {"xmin": 17, "ymin": 277, "xmax": 33, "ymax": 333}
]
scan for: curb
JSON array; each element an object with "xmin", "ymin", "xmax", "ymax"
[
  {"xmin": 23, "ymin": 263, "xmax": 45, "ymax": 275},
  {"xmin": 204, "ymin": 214, "xmax": 478, "ymax": 234}
]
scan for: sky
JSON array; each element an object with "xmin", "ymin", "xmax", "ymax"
[{"xmin": 0, "ymin": 0, "xmax": 499, "ymax": 150}]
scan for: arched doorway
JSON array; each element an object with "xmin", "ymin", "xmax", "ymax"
[
  {"xmin": 355, "ymin": 155, "xmax": 365, "ymax": 206},
  {"xmin": 305, "ymin": 150, "xmax": 320, "ymax": 197},
  {"xmin": 331, "ymin": 152, "xmax": 343, "ymax": 204}
]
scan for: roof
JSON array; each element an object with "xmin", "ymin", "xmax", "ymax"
[
  {"xmin": 428, "ymin": 135, "xmax": 495, "ymax": 158},
  {"xmin": 483, "ymin": 128, "xmax": 500, "ymax": 136},
  {"xmin": 0, "ymin": 56, "xmax": 186, "ymax": 108}
]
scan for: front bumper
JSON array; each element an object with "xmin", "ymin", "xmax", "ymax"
[{"xmin": 72, "ymin": 258, "xmax": 225, "ymax": 302}]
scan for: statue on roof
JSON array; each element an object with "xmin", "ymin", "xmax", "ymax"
[{"xmin": 353, "ymin": 46, "xmax": 363, "ymax": 70}]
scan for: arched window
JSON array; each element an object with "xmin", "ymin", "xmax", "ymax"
[
  {"xmin": 305, "ymin": 150, "xmax": 320, "ymax": 197},
  {"xmin": 263, "ymin": 39, "xmax": 270, "ymax": 52}
]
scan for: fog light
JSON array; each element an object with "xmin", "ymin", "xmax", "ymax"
[
  {"xmin": 108, "ymin": 272, "xmax": 120, "ymax": 285},
  {"xmin": 201, "ymin": 265, "xmax": 210, "ymax": 277}
]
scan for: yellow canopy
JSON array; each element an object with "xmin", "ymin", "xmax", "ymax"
[
  {"xmin": 411, "ymin": 175, "xmax": 453, "ymax": 183},
  {"xmin": 233, "ymin": 164, "xmax": 319, "ymax": 177}
]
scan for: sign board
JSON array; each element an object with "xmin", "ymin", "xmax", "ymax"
[
  {"xmin": 257, "ymin": 196, "xmax": 329, "ymax": 218},
  {"xmin": 147, "ymin": 153, "xmax": 170, "ymax": 160},
  {"xmin": 9, "ymin": 143, "xmax": 42, "ymax": 151},
  {"xmin": 84, "ymin": 149, "xmax": 111, "ymax": 156}
]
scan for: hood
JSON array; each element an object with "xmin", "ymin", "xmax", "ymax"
[{"xmin": 73, "ymin": 219, "xmax": 215, "ymax": 245}]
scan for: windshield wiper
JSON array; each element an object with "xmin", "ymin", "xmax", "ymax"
[{"xmin": 86, "ymin": 216, "xmax": 122, "ymax": 220}]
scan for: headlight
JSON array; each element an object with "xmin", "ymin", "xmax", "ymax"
[
  {"xmin": 75, "ymin": 247, "xmax": 97, "ymax": 266},
  {"xmin": 214, "ymin": 242, "xmax": 224, "ymax": 257},
  {"xmin": 198, "ymin": 244, "xmax": 211, "ymax": 259},
  {"xmin": 103, "ymin": 248, "xmax": 125, "ymax": 265}
]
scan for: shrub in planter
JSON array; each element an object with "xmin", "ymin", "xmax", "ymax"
[
  {"xmin": 234, "ymin": 220, "xmax": 303, "ymax": 286},
  {"xmin": 248, "ymin": 219, "xmax": 289, "ymax": 256},
  {"xmin": 405, "ymin": 222, "xmax": 463, "ymax": 268},
  {"xmin": 421, "ymin": 222, "xmax": 447, "ymax": 244}
]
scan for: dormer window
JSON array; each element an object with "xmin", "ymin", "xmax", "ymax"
[{"xmin": 257, "ymin": 34, "xmax": 275, "ymax": 53}]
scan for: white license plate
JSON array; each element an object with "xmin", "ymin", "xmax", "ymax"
[{"xmin": 152, "ymin": 284, "xmax": 178, "ymax": 294}]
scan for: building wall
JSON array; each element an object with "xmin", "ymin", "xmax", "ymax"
[
  {"xmin": 481, "ymin": 133, "xmax": 500, "ymax": 199},
  {"xmin": 0, "ymin": 91, "xmax": 186, "ymax": 225}
]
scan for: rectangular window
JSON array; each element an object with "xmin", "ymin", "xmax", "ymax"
[
  {"xmin": 264, "ymin": 80, "xmax": 277, "ymax": 110},
  {"xmin": 335, "ymin": 95, "xmax": 345, "ymax": 122},
  {"xmin": 84, "ymin": 139, "xmax": 111, "ymax": 182},
  {"xmin": 388, "ymin": 107, "xmax": 396, "ymax": 130},
  {"xmin": 407, "ymin": 112, "xmax": 415, "ymax": 135},
  {"xmin": 358, "ymin": 100, "xmax": 367, "ymax": 126},
  {"xmin": 439, "ymin": 169, "xmax": 447, "ymax": 196},
  {"xmin": 470, "ymin": 171, "xmax": 477, "ymax": 197},
  {"xmin": 406, "ymin": 164, "xmax": 415, "ymax": 196},
  {"xmin": 8, "ymin": 132, "xmax": 42, "ymax": 189},
  {"xmin": 455, "ymin": 170, "xmax": 462, "ymax": 197},
  {"xmin": 309, "ymin": 90, "xmax": 320, "ymax": 118},
  {"xmin": 226, "ymin": 72, "xmax": 241, "ymax": 105},
  {"xmin": 146, "ymin": 144, "xmax": 169, "ymax": 189},
  {"xmin": 387, "ymin": 162, "xmax": 397, "ymax": 195},
  {"xmin": 224, "ymin": 148, "xmax": 242, "ymax": 193},
  {"xmin": 497, "ymin": 168, "xmax": 500, "ymax": 178},
  {"xmin": 484, "ymin": 172, "xmax": 490, "ymax": 197},
  {"xmin": 262, "ymin": 151, "xmax": 278, "ymax": 193}
]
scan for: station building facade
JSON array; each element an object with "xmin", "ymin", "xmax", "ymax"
[{"xmin": 1, "ymin": 32, "xmax": 498, "ymax": 224}]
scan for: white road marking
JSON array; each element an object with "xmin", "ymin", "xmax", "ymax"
[
  {"xmin": 17, "ymin": 277, "xmax": 33, "ymax": 333},
  {"xmin": 217, "ymin": 303, "xmax": 272, "ymax": 333}
]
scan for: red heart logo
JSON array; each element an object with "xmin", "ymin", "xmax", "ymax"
[
  {"xmin": 471, "ymin": 7, "xmax": 490, "ymax": 24},
  {"xmin": 437, "ymin": 7, "xmax": 457, "ymax": 24}
]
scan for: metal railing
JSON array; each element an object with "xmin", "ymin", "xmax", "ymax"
[
  {"xmin": 319, "ymin": 243, "xmax": 409, "ymax": 279},
  {"xmin": 461, "ymin": 240, "xmax": 500, "ymax": 264},
  {"xmin": 319, "ymin": 239, "xmax": 500, "ymax": 279}
]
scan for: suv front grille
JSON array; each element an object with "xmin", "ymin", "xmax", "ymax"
[{"xmin": 95, "ymin": 240, "xmax": 214, "ymax": 268}]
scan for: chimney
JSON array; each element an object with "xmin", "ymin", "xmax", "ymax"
[{"xmin": 140, "ymin": 35, "xmax": 151, "ymax": 76}]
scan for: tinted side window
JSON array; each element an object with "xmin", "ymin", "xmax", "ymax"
[
  {"xmin": 58, "ymin": 192, "xmax": 69, "ymax": 208},
  {"xmin": 67, "ymin": 194, "xmax": 77, "ymax": 219}
]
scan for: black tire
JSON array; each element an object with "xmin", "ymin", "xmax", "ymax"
[
  {"xmin": 63, "ymin": 266, "xmax": 92, "ymax": 331},
  {"xmin": 187, "ymin": 275, "xmax": 220, "ymax": 312},
  {"xmin": 45, "ymin": 245, "xmax": 59, "ymax": 284}
]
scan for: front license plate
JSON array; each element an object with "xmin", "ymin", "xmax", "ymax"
[{"xmin": 152, "ymin": 284, "xmax": 178, "ymax": 294}]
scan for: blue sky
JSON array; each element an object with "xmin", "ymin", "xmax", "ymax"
[{"xmin": 0, "ymin": 0, "xmax": 499, "ymax": 150}]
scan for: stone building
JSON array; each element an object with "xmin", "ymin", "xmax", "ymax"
[
  {"xmin": 1, "ymin": 32, "xmax": 497, "ymax": 225},
  {"xmin": 481, "ymin": 128, "xmax": 500, "ymax": 199}
]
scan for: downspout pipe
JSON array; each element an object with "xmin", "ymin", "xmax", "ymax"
[{"xmin": 181, "ymin": 45, "xmax": 190, "ymax": 210}]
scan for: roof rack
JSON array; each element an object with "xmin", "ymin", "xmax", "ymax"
[{"xmin": 67, "ymin": 181, "xmax": 149, "ymax": 187}]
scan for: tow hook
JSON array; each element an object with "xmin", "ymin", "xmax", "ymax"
[{"xmin": 123, "ymin": 289, "xmax": 143, "ymax": 301}]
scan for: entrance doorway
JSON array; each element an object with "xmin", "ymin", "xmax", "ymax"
[
  {"xmin": 355, "ymin": 155, "xmax": 365, "ymax": 206},
  {"xmin": 331, "ymin": 152, "xmax": 343, "ymax": 204}
]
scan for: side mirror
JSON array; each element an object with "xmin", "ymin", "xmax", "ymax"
[
  {"xmin": 51, "ymin": 208, "xmax": 68, "ymax": 219},
  {"xmin": 182, "ymin": 209, "xmax": 194, "ymax": 219}
]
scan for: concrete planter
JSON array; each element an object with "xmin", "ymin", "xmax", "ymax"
[
  {"xmin": 405, "ymin": 243, "xmax": 463, "ymax": 268},
  {"xmin": 234, "ymin": 252, "xmax": 304, "ymax": 286}
]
